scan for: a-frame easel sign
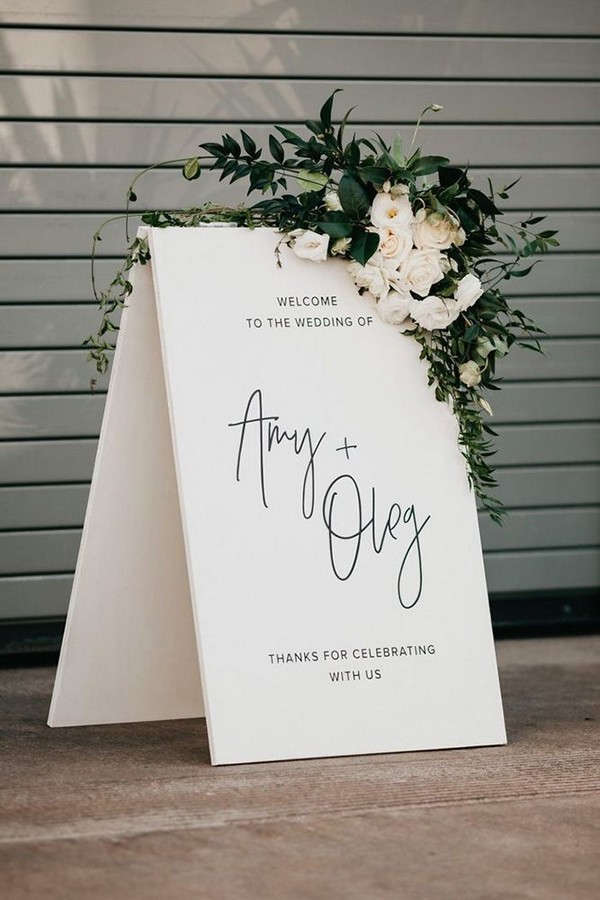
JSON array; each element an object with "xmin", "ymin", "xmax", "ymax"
[{"xmin": 48, "ymin": 227, "xmax": 506, "ymax": 765}]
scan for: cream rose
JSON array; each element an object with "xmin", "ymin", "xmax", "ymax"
[
  {"xmin": 376, "ymin": 291, "xmax": 414, "ymax": 329},
  {"xmin": 454, "ymin": 273, "xmax": 483, "ymax": 311},
  {"xmin": 399, "ymin": 248, "xmax": 446, "ymax": 297},
  {"xmin": 347, "ymin": 258, "xmax": 390, "ymax": 300},
  {"xmin": 409, "ymin": 295, "xmax": 461, "ymax": 331},
  {"xmin": 412, "ymin": 208, "xmax": 466, "ymax": 251},
  {"xmin": 324, "ymin": 189, "xmax": 342, "ymax": 211},
  {"xmin": 370, "ymin": 192, "xmax": 414, "ymax": 229},
  {"xmin": 459, "ymin": 360, "xmax": 482, "ymax": 387},
  {"xmin": 330, "ymin": 236, "xmax": 351, "ymax": 256},
  {"xmin": 292, "ymin": 230, "xmax": 329, "ymax": 262},
  {"xmin": 373, "ymin": 226, "xmax": 413, "ymax": 265}
]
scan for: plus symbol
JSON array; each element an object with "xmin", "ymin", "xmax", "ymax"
[{"xmin": 335, "ymin": 437, "xmax": 358, "ymax": 460}]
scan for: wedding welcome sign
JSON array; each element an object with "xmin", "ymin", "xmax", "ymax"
[{"xmin": 48, "ymin": 227, "xmax": 506, "ymax": 764}]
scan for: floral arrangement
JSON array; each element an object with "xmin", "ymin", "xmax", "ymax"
[{"xmin": 87, "ymin": 91, "xmax": 555, "ymax": 522}]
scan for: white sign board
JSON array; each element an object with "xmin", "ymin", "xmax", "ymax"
[{"xmin": 48, "ymin": 227, "xmax": 506, "ymax": 765}]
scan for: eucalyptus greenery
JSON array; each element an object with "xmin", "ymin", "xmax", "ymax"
[{"xmin": 87, "ymin": 91, "xmax": 555, "ymax": 523}]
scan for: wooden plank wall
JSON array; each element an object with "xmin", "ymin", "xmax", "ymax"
[{"xmin": 0, "ymin": 1, "xmax": 599, "ymax": 620}]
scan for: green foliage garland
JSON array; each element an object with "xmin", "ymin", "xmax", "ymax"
[{"xmin": 87, "ymin": 92, "xmax": 555, "ymax": 523}]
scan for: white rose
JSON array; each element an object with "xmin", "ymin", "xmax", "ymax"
[
  {"xmin": 386, "ymin": 269, "xmax": 410, "ymax": 296},
  {"xmin": 370, "ymin": 192, "xmax": 414, "ymax": 229},
  {"xmin": 409, "ymin": 295, "xmax": 461, "ymax": 331},
  {"xmin": 399, "ymin": 248, "xmax": 446, "ymax": 297},
  {"xmin": 373, "ymin": 226, "xmax": 413, "ymax": 265},
  {"xmin": 376, "ymin": 291, "xmax": 415, "ymax": 331},
  {"xmin": 454, "ymin": 273, "xmax": 483, "ymax": 311},
  {"xmin": 330, "ymin": 236, "xmax": 351, "ymax": 256},
  {"xmin": 412, "ymin": 208, "xmax": 466, "ymax": 251},
  {"xmin": 347, "ymin": 259, "xmax": 390, "ymax": 300},
  {"xmin": 292, "ymin": 230, "xmax": 329, "ymax": 262},
  {"xmin": 324, "ymin": 189, "xmax": 342, "ymax": 211},
  {"xmin": 459, "ymin": 360, "xmax": 482, "ymax": 387}
]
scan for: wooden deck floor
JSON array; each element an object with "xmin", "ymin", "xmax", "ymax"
[{"xmin": 1, "ymin": 635, "xmax": 598, "ymax": 899}]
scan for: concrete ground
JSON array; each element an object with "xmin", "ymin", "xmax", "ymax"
[{"xmin": 1, "ymin": 635, "xmax": 598, "ymax": 900}]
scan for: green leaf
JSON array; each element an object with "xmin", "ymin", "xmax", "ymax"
[
  {"xmin": 296, "ymin": 170, "xmax": 329, "ymax": 192},
  {"xmin": 320, "ymin": 89, "xmax": 342, "ymax": 130},
  {"xmin": 276, "ymin": 125, "xmax": 307, "ymax": 148},
  {"xmin": 410, "ymin": 155, "xmax": 450, "ymax": 176},
  {"xmin": 269, "ymin": 135, "xmax": 285, "ymax": 163},
  {"xmin": 438, "ymin": 166, "xmax": 467, "ymax": 189},
  {"xmin": 500, "ymin": 177, "xmax": 521, "ymax": 196},
  {"xmin": 464, "ymin": 324, "xmax": 481, "ymax": 342},
  {"xmin": 349, "ymin": 230, "xmax": 379, "ymax": 265},
  {"xmin": 508, "ymin": 262, "xmax": 539, "ymax": 278},
  {"xmin": 182, "ymin": 158, "xmax": 201, "ymax": 181},
  {"xmin": 240, "ymin": 129, "xmax": 257, "ymax": 157},
  {"xmin": 305, "ymin": 120, "xmax": 323, "ymax": 136},
  {"xmin": 222, "ymin": 134, "xmax": 241, "ymax": 158},
  {"xmin": 358, "ymin": 166, "xmax": 390, "ymax": 185},
  {"xmin": 200, "ymin": 142, "xmax": 225, "ymax": 156},
  {"xmin": 141, "ymin": 211, "xmax": 162, "ymax": 226},
  {"xmin": 336, "ymin": 104, "xmax": 356, "ymax": 148},
  {"xmin": 345, "ymin": 140, "xmax": 360, "ymax": 166},
  {"xmin": 220, "ymin": 159, "xmax": 238, "ymax": 180},
  {"xmin": 128, "ymin": 190, "xmax": 137, "ymax": 202},
  {"xmin": 468, "ymin": 188, "xmax": 500, "ymax": 217},
  {"xmin": 317, "ymin": 213, "xmax": 353, "ymax": 238},
  {"xmin": 454, "ymin": 198, "xmax": 480, "ymax": 233},
  {"xmin": 391, "ymin": 134, "xmax": 405, "ymax": 166},
  {"xmin": 230, "ymin": 163, "xmax": 251, "ymax": 183},
  {"xmin": 338, "ymin": 173, "xmax": 371, "ymax": 220}
]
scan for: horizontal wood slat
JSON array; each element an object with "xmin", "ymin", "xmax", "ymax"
[
  {"xmin": 494, "ymin": 423, "xmax": 600, "ymax": 465},
  {"xmin": 1, "ymin": 466, "xmax": 598, "ymax": 530},
  {"xmin": 0, "ymin": 484, "xmax": 88, "ymax": 529},
  {"xmin": 0, "ymin": 395, "xmax": 105, "ymax": 438},
  {"xmin": 0, "ymin": 304, "xmax": 110, "ymax": 347},
  {"xmin": 2, "ymin": 76, "xmax": 598, "ymax": 123},
  {"xmin": 3, "ymin": 30, "xmax": 599, "ymax": 80},
  {"xmin": 489, "ymin": 381, "xmax": 600, "ymax": 424},
  {"xmin": 3, "ymin": 167, "xmax": 597, "ymax": 214},
  {"xmin": 492, "ymin": 382, "xmax": 600, "ymax": 424},
  {"xmin": 483, "ymin": 548, "xmax": 600, "ymax": 592},
  {"xmin": 1, "ymin": 253, "xmax": 597, "ymax": 302},
  {"xmin": 0, "ymin": 573, "xmax": 73, "ymax": 619},
  {"xmin": 2, "ymin": 212, "xmax": 596, "ymax": 258},
  {"xmin": 480, "ymin": 507, "xmax": 600, "ymax": 550},
  {"xmin": 0, "ymin": 529, "xmax": 79, "ymax": 574},
  {"xmin": 1, "ymin": 1, "xmax": 598, "ymax": 36},
  {"xmin": 3, "ymin": 123, "xmax": 599, "ymax": 167},
  {"xmin": 0, "ymin": 340, "xmax": 595, "ymax": 393},
  {"xmin": 500, "ymin": 341, "xmax": 600, "ymax": 381},
  {"xmin": 495, "ymin": 466, "xmax": 600, "ymax": 508},
  {"xmin": 0, "ymin": 439, "xmax": 98, "ymax": 484},
  {"xmin": 517, "ymin": 297, "xmax": 600, "ymax": 337},
  {"xmin": 0, "ymin": 352, "xmax": 108, "ymax": 393}
]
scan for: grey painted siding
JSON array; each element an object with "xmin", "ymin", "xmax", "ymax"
[{"xmin": 0, "ymin": 1, "xmax": 599, "ymax": 620}]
